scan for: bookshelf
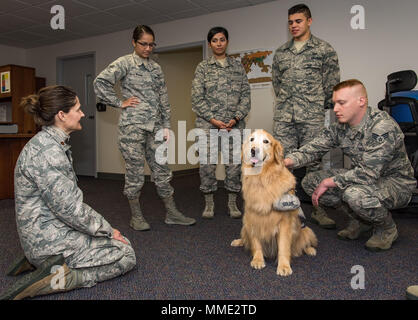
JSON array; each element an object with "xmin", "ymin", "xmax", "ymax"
[{"xmin": 0, "ymin": 65, "xmax": 42, "ymax": 199}]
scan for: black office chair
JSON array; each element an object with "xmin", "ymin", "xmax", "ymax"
[{"xmin": 378, "ymin": 70, "xmax": 418, "ymax": 208}]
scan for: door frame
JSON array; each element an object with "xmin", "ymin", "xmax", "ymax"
[
  {"xmin": 153, "ymin": 40, "xmax": 207, "ymax": 59},
  {"xmin": 56, "ymin": 52, "xmax": 98, "ymax": 177}
]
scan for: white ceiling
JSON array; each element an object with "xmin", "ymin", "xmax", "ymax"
[{"xmin": 0, "ymin": 0, "xmax": 275, "ymax": 48}]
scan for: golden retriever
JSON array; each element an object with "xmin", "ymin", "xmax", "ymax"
[{"xmin": 231, "ymin": 129, "xmax": 317, "ymax": 276}]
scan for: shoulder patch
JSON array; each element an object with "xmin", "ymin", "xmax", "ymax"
[
  {"xmin": 371, "ymin": 118, "xmax": 393, "ymax": 136},
  {"xmin": 371, "ymin": 132, "xmax": 389, "ymax": 144}
]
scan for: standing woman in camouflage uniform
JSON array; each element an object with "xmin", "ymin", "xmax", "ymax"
[
  {"xmin": 1, "ymin": 86, "xmax": 136, "ymax": 300},
  {"xmin": 191, "ymin": 26, "xmax": 251, "ymax": 218},
  {"xmin": 94, "ymin": 25, "xmax": 195, "ymax": 231}
]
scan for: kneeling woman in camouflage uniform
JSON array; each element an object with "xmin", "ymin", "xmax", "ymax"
[
  {"xmin": 94, "ymin": 25, "xmax": 195, "ymax": 231},
  {"xmin": 1, "ymin": 86, "xmax": 136, "ymax": 300}
]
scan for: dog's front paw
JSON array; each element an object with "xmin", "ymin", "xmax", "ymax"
[
  {"xmin": 231, "ymin": 239, "xmax": 243, "ymax": 247},
  {"xmin": 250, "ymin": 258, "xmax": 266, "ymax": 269},
  {"xmin": 304, "ymin": 246, "xmax": 317, "ymax": 256},
  {"xmin": 277, "ymin": 264, "xmax": 293, "ymax": 276}
]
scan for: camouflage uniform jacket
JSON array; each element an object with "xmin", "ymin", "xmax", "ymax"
[
  {"xmin": 14, "ymin": 125, "xmax": 116, "ymax": 267},
  {"xmin": 94, "ymin": 52, "xmax": 171, "ymax": 131},
  {"xmin": 191, "ymin": 55, "xmax": 251, "ymax": 129},
  {"xmin": 287, "ymin": 107, "xmax": 417, "ymax": 191},
  {"xmin": 272, "ymin": 35, "xmax": 340, "ymax": 122}
]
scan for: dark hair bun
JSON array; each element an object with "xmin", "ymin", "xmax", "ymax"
[{"xmin": 20, "ymin": 94, "xmax": 45, "ymax": 125}]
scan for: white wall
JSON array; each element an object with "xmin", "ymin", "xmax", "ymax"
[
  {"xmin": 23, "ymin": 0, "xmax": 418, "ymax": 174},
  {"xmin": 0, "ymin": 44, "xmax": 26, "ymax": 66}
]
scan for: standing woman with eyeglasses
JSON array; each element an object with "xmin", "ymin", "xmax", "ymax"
[{"xmin": 94, "ymin": 25, "xmax": 195, "ymax": 231}]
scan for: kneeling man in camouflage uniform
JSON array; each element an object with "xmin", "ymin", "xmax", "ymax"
[{"xmin": 284, "ymin": 79, "xmax": 416, "ymax": 251}]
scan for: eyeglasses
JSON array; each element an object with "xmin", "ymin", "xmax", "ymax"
[{"xmin": 136, "ymin": 41, "xmax": 157, "ymax": 48}]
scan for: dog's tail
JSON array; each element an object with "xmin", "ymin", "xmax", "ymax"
[{"xmin": 292, "ymin": 226, "xmax": 318, "ymax": 257}]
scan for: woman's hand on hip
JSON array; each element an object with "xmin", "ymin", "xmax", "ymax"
[{"xmin": 121, "ymin": 97, "xmax": 140, "ymax": 108}]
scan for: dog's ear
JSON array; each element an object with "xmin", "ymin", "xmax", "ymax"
[{"xmin": 273, "ymin": 139, "xmax": 284, "ymax": 165}]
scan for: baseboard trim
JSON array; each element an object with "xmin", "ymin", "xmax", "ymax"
[
  {"xmin": 96, "ymin": 172, "xmax": 125, "ymax": 181},
  {"xmin": 97, "ymin": 168, "xmax": 200, "ymax": 181}
]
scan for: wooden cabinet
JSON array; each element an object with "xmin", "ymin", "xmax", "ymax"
[
  {"xmin": 0, "ymin": 65, "xmax": 39, "ymax": 199},
  {"xmin": 0, "ymin": 64, "xmax": 36, "ymax": 134},
  {"xmin": 0, "ymin": 134, "xmax": 33, "ymax": 199}
]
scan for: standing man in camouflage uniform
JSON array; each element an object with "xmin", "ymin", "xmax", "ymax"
[
  {"xmin": 272, "ymin": 3, "xmax": 340, "ymax": 228},
  {"xmin": 1, "ymin": 86, "xmax": 136, "ymax": 300},
  {"xmin": 192, "ymin": 26, "xmax": 251, "ymax": 219},
  {"xmin": 94, "ymin": 25, "xmax": 195, "ymax": 231},
  {"xmin": 284, "ymin": 80, "xmax": 417, "ymax": 251}
]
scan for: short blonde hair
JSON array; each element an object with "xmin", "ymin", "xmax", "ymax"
[
  {"xmin": 333, "ymin": 79, "xmax": 363, "ymax": 91},
  {"xmin": 333, "ymin": 79, "xmax": 368, "ymax": 101}
]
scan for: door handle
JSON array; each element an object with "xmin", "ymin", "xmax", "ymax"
[{"xmin": 88, "ymin": 115, "xmax": 95, "ymax": 120}]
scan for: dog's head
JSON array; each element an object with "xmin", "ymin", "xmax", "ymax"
[{"xmin": 242, "ymin": 129, "xmax": 284, "ymax": 172}]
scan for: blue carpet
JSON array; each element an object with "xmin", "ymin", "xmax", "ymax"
[{"xmin": 0, "ymin": 174, "xmax": 417, "ymax": 300}]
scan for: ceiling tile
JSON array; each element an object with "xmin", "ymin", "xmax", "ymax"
[
  {"xmin": 204, "ymin": 0, "xmax": 253, "ymax": 12},
  {"xmin": 9, "ymin": 6, "xmax": 52, "ymax": 24},
  {"xmin": 106, "ymin": 3, "xmax": 159, "ymax": 21},
  {"xmin": 73, "ymin": 0, "xmax": 133, "ymax": 11},
  {"xmin": 0, "ymin": 14, "xmax": 37, "ymax": 33},
  {"xmin": 75, "ymin": 11, "xmax": 126, "ymax": 26},
  {"xmin": 16, "ymin": 0, "xmax": 55, "ymax": 6},
  {"xmin": 0, "ymin": 0, "xmax": 271, "ymax": 48},
  {"xmin": 191, "ymin": 0, "xmax": 250, "ymax": 8},
  {"xmin": 48, "ymin": 30, "xmax": 84, "ymax": 41},
  {"xmin": 1, "ymin": 30, "xmax": 47, "ymax": 42},
  {"xmin": 0, "ymin": 37, "xmax": 29, "ymax": 48},
  {"xmin": 65, "ymin": 17, "xmax": 107, "ymax": 34},
  {"xmin": 38, "ymin": 0, "xmax": 96, "ymax": 18},
  {"xmin": 167, "ymin": 7, "xmax": 210, "ymax": 20},
  {"xmin": 142, "ymin": 0, "xmax": 197, "ymax": 15},
  {"xmin": 102, "ymin": 21, "xmax": 138, "ymax": 34},
  {"xmin": 0, "ymin": 0, "xmax": 28, "ymax": 14},
  {"xmin": 25, "ymin": 23, "xmax": 79, "ymax": 38},
  {"xmin": 29, "ymin": 37, "xmax": 63, "ymax": 48}
]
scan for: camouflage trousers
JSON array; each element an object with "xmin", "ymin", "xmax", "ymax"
[
  {"xmin": 118, "ymin": 124, "xmax": 173, "ymax": 200},
  {"xmin": 301, "ymin": 169, "xmax": 412, "ymax": 224},
  {"xmin": 197, "ymin": 127, "xmax": 243, "ymax": 194},
  {"xmin": 73, "ymin": 238, "xmax": 136, "ymax": 287},
  {"xmin": 273, "ymin": 120, "xmax": 324, "ymax": 173},
  {"xmin": 72, "ymin": 236, "xmax": 136, "ymax": 288},
  {"xmin": 30, "ymin": 235, "xmax": 136, "ymax": 289}
]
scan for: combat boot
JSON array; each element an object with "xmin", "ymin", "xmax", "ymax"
[
  {"xmin": 365, "ymin": 212, "xmax": 398, "ymax": 251},
  {"xmin": 0, "ymin": 255, "xmax": 83, "ymax": 300},
  {"xmin": 6, "ymin": 253, "xmax": 35, "ymax": 276},
  {"xmin": 128, "ymin": 197, "xmax": 150, "ymax": 231},
  {"xmin": 406, "ymin": 285, "xmax": 418, "ymax": 300},
  {"xmin": 228, "ymin": 193, "xmax": 242, "ymax": 218},
  {"xmin": 337, "ymin": 218, "xmax": 372, "ymax": 240},
  {"xmin": 337, "ymin": 204, "xmax": 372, "ymax": 240},
  {"xmin": 310, "ymin": 206, "xmax": 336, "ymax": 229},
  {"xmin": 163, "ymin": 196, "xmax": 196, "ymax": 226},
  {"xmin": 202, "ymin": 193, "xmax": 215, "ymax": 219}
]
